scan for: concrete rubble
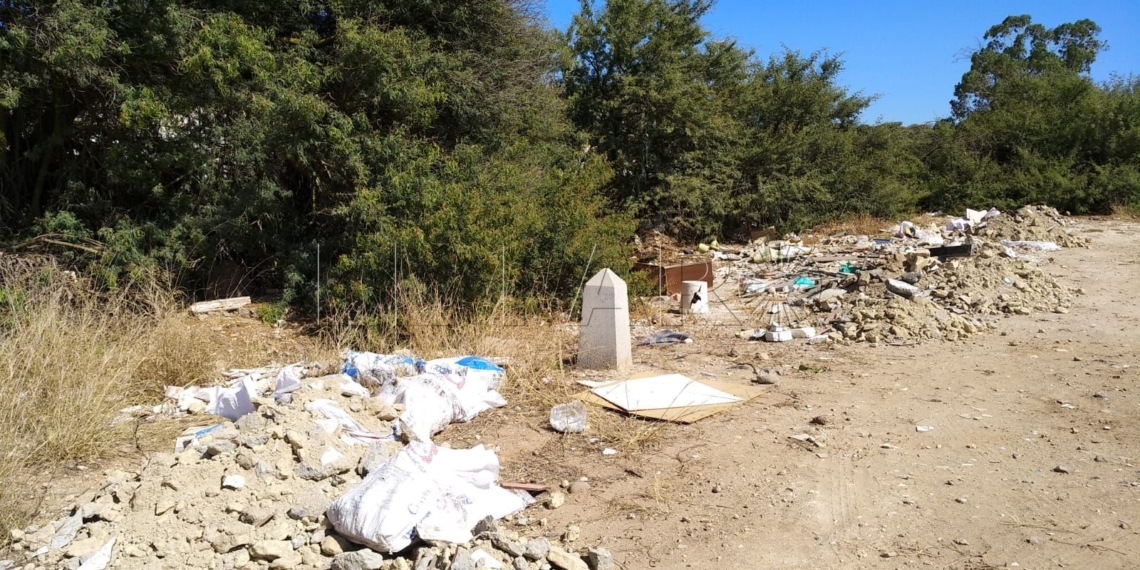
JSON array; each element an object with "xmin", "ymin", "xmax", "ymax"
[
  {"xmin": 3, "ymin": 360, "xmax": 609, "ymax": 570},
  {"xmin": 706, "ymin": 205, "xmax": 1087, "ymax": 344}
]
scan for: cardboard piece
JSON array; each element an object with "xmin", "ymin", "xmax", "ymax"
[{"xmin": 576, "ymin": 371, "xmax": 767, "ymax": 423}]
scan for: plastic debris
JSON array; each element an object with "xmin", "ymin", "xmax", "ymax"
[
  {"xmin": 549, "ymin": 402, "xmax": 588, "ymax": 434},
  {"xmin": 638, "ymin": 330, "xmax": 693, "ymax": 346}
]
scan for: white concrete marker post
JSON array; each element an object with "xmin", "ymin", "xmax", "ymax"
[{"xmin": 578, "ymin": 268, "xmax": 633, "ymax": 370}]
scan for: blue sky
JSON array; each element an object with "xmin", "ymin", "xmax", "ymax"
[{"xmin": 543, "ymin": 0, "xmax": 1140, "ymax": 125}]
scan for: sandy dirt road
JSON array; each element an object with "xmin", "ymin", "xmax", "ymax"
[{"xmin": 485, "ymin": 219, "xmax": 1140, "ymax": 570}]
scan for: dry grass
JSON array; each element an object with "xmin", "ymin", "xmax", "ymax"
[
  {"xmin": 800, "ymin": 212, "xmax": 942, "ymax": 245},
  {"xmin": 0, "ymin": 258, "xmax": 324, "ymax": 539}
]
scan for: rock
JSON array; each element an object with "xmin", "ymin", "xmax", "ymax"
[
  {"xmin": 63, "ymin": 537, "xmax": 103, "ymax": 559},
  {"xmin": 546, "ymin": 546, "xmax": 588, "ymax": 570},
  {"xmin": 491, "ymin": 535, "xmax": 527, "ymax": 558},
  {"xmin": 206, "ymin": 440, "xmax": 237, "ymax": 458},
  {"xmin": 547, "ymin": 492, "xmax": 566, "ymax": 509},
  {"xmin": 449, "ymin": 548, "xmax": 475, "ymax": 570},
  {"xmin": 295, "ymin": 463, "xmax": 329, "ymax": 481},
  {"xmin": 586, "ymin": 547, "xmax": 614, "ymax": 570},
  {"xmin": 288, "ymin": 489, "xmax": 330, "ymax": 521},
  {"xmin": 953, "ymin": 538, "xmax": 969, "ymax": 546},
  {"xmin": 235, "ymin": 450, "xmax": 259, "ymax": 470},
  {"xmin": 330, "ymin": 550, "xmax": 384, "ymax": 570},
  {"xmin": 250, "ymin": 540, "xmax": 294, "ymax": 560},
  {"xmin": 234, "ymin": 412, "xmax": 266, "ymax": 432},
  {"xmin": 186, "ymin": 400, "xmax": 208, "ymax": 414},
  {"xmin": 955, "ymin": 497, "xmax": 968, "ymax": 504},
  {"xmin": 270, "ymin": 553, "xmax": 303, "ymax": 569},
  {"xmin": 222, "ymin": 475, "xmax": 246, "ymax": 490},
  {"xmin": 568, "ymin": 481, "xmax": 591, "ymax": 495},
  {"xmin": 239, "ymin": 507, "xmax": 275, "ymax": 527},
  {"xmin": 1026, "ymin": 536, "xmax": 1043, "ymax": 545},
  {"xmin": 809, "ymin": 415, "xmax": 832, "ymax": 426},
  {"xmin": 711, "ymin": 484, "xmax": 722, "ymax": 494},
  {"xmin": 1095, "ymin": 455, "xmax": 1108, "ymax": 463},
  {"xmin": 524, "ymin": 538, "xmax": 550, "ymax": 561},
  {"xmin": 1054, "ymin": 465, "xmax": 1071, "ymax": 474},
  {"xmin": 564, "ymin": 525, "xmax": 581, "ymax": 542},
  {"xmin": 321, "ymin": 535, "xmax": 352, "ymax": 556},
  {"xmin": 356, "ymin": 442, "xmax": 390, "ymax": 477},
  {"xmin": 285, "ymin": 431, "xmax": 307, "ymax": 451}
]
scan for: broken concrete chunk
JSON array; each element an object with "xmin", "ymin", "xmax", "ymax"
[
  {"xmin": 546, "ymin": 545, "xmax": 588, "ymax": 570},
  {"xmin": 330, "ymin": 550, "xmax": 384, "ymax": 570}
]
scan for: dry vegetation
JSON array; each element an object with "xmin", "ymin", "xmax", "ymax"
[{"xmin": 0, "ymin": 260, "xmax": 664, "ymax": 541}]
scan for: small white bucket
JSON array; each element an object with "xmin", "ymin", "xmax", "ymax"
[{"xmin": 680, "ymin": 280, "xmax": 709, "ymax": 314}]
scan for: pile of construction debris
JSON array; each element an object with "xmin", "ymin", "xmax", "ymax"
[
  {"xmin": 3, "ymin": 358, "xmax": 606, "ymax": 570},
  {"xmin": 717, "ymin": 205, "xmax": 1085, "ymax": 344}
]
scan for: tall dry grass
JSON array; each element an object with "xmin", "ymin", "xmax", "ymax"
[{"xmin": 0, "ymin": 258, "xmax": 272, "ymax": 538}]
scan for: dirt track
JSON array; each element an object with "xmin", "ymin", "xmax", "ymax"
[{"xmin": 493, "ymin": 218, "xmax": 1140, "ymax": 569}]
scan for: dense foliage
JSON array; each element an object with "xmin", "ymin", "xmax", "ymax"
[{"xmin": 2, "ymin": 1, "xmax": 1137, "ymax": 306}]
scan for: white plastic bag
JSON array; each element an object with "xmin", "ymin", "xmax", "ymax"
[
  {"xmin": 306, "ymin": 399, "xmax": 380, "ymax": 445},
  {"xmin": 272, "ymin": 366, "xmax": 303, "ymax": 403},
  {"xmin": 380, "ymin": 373, "xmax": 507, "ymax": 442},
  {"xmin": 326, "ymin": 442, "xmax": 525, "ymax": 553}
]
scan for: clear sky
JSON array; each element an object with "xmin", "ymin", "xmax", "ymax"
[{"xmin": 543, "ymin": 0, "xmax": 1140, "ymax": 125}]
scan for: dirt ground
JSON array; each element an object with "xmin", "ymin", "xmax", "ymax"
[
  {"xmin": 475, "ymin": 218, "xmax": 1140, "ymax": 569},
  {"xmin": 13, "ymin": 218, "xmax": 1139, "ymax": 570}
]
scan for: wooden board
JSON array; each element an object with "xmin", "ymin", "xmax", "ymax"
[
  {"xmin": 575, "ymin": 371, "xmax": 768, "ymax": 423},
  {"xmin": 633, "ymin": 261, "xmax": 714, "ymax": 295},
  {"xmin": 190, "ymin": 296, "xmax": 251, "ymax": 314}
]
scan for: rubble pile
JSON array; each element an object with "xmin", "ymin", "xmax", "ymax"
[
  {"xmin": 973, "ymin": 205, "xmax": 1089, "ymax": 248},
  {"xmin": 3, "ymin": 362, "xmax": 601, "ymax": 570},
  {"xmin": 719, "ymin": 206, "xmax": 1086, "ymax": 344}
]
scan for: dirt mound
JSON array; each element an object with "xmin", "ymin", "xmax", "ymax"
[{"xmin": 974, "ymin": 205, "xmax": 1089, "ymax": 248}]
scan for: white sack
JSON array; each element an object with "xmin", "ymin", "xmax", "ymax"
[{"xmin": 379, "ymin": 373, "xmax": 507, "ymax": 442}]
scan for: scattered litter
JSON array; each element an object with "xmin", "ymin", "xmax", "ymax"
[
  {"xmin": 327, "ymin": 442, "xmax": 525, "ymax": 553},
  {"xmin": 221, "ymin": 474, "xmax": 246, "ymax": 490},
  {"xmin": 342, "ymin": 351, "xmax": 421, "ymax": 388},
  {"xmin": 549, "ymin": 402, "xmax": 588, "ymax": 434},
  {"xmin": 886, "ymin": 279, "xmax": 920, "ymax": 299},
  {"xmin": 916, "ymin": 425, "xmax": 934, "ymax": 433},
  {"xmin": 307, "ymin": 399, "xmax": 383, "ymax": 444},
  {"xmin": 272, "ymin": 366, "xmax": 304, "ymax": 403},
  {"xmin": 638, "ymin": 330, "xmax": 694, "ymax": 346},
  {"xmin": 378, "ymin": 373, "xmax": 507, "ymax": 443},
  {"xmin": 601, "ymin": 448, "xmax": 618, "ymax": 456}
]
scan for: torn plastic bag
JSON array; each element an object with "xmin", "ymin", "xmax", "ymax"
[
  {"xmin": 306, "ymin": 399, "xmax": 381, "ymax": 445},
  {"xmin": 379, "ymin": 373, "xmax": 507, "ymax": 442},
  {"xmin": 272, "ymin": 366, "xmax": 303, "ymax": 404},
  {"xmin": 419, "ymin": 357, "xmax": 505, "ymax": 391},
  {"xmin": 200, "ymin": 378, "xmax": 257, "ymax": 421},
  {"xmin": 638, "ymin": 330, "xmax": 693, "ymax": 346},
  {"xmin": 342, "ymin": 351, "xmax": 421, "ymax": 388},
  {"xmin": 326, "ymin": 441, "xmax": 525, "ymax": 553}
]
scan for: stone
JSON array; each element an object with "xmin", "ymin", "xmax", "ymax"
[
  {"xmin": 270, "ymin": 553, "xmax": 303, "ymax": 569},
  {"xmin": 955, "ymin": 497, "xmax": 968, "ymax": 504},
  {"xmin": 239, "ymin": 507, "xmax": 275, "ymax": 527},
  {"xmin": 1095, "ymin": 455, "xmax": 1108, "ymax": 463},
  {"xmin": 1026, "ymin": 536, "xmax": 1043, "ymax": 545},
  {"xmin": 568, "ymin": 482, "xmax": 590, "ymax": 495},
  {"xmin": 577, "ymin": 269, "xmax": 632, "ymax": 371},
  {"xmin": 524, "ymin": 538, "xmax": 550, "ymax": 561},
  {"xmin": 449, "ymin": 548, "xmax": 475, "ymax": 570},
  {"xmin": 222, "ymin": 475, "xmax": 246, "ymax": 490},
  {"xmin": 564, "ymin": 525, "xmax": 581, "ymax": 542},
  {"xmin": 321, "ymin": 535, "xmax": 352, "ymax": 556},
  {"xmin": 235, "ymin": 450, "xmax": 259, "ymax": 471},
  {"xmin": 295, "ymin": 463, "xmax": 329, "ymax": 481},
  {"xmin": 234, "ymin": 412, "xmax": 266, "ymax": 432},
  {"xmin": 288, "ymin": 489, "xmax": 331, "ymax": 521},
  {"xmin": 250, "ymin": 540, "xmax": 294, "ymax": 560},
  {"xmin": 1053, "ymin": 465, "xmax": 1071, "ymax": 474},
  {"xmin": 330, "ymin": 550, "xmax": 384, "ymax": 570},
  {"xmin": 155, "ymin": 497, "xmax": 176, "ymax": 516},
  {"xmin": 586, "ymin": 547, "xmax": 614, "ymax": 570},
  {"xmin": 285, "ymin": 431, "xmax": 307, "ymax": 451},
  {"xmin": 546, "ymin": 546, "xmax": 588, "ymax": 570},
  {"xmin": 64, "ymin": 537, "xmax": 104, "ymax": 559},
  {"xmin": 206, "ymin": 440, "xmax": 238, "ymax": 458},
  {"xmin": 491, "ymin": 536, "xmax": 527, "ymax": 558},
  {"xmin": 547, "ymin": 492, "xmax": 566, "ymax": 509},
  {"xmin": 514, "ymin": 557, "xmax": 531, "ymax": 570},
  {"xmin": 356, "ymin": 442, "xmax": 390, "ymax": 477}
]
